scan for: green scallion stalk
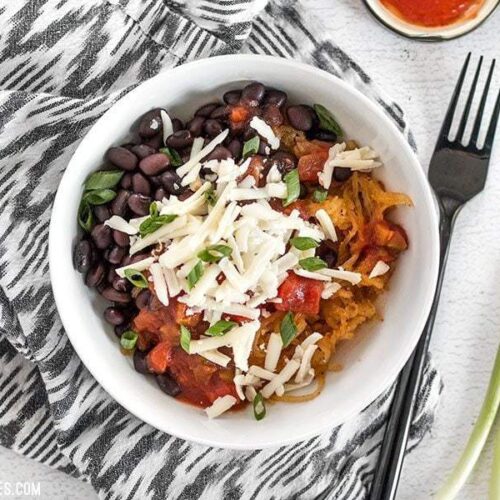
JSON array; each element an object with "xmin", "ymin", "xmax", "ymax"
[{"xmin": 436, "ymin": 345, "xmax": 500, "ymax": 500}]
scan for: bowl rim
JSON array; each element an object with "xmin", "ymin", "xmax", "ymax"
[
  {"xmin": 49, "ymin": 54, "xmax": 440, "ymax": 449},
  {"xmin": 363, "ymin": 0, "xmax": 500, "ymax": 41}
]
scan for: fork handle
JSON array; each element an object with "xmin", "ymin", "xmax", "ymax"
[{"xmin": 369, "ymin": 197, "xmax": 460, "ymax": 500}]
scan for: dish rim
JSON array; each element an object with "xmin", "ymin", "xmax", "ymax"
[{"xmin": 49, "ymin": 54, "xmax": 440, "ymax": 449}]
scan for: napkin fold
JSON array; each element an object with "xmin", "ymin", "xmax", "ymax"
[{"xmin": 0, "ymin": 1, "xmax": 441, "ymax": 498}]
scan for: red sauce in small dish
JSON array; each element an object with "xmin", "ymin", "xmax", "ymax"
[{"xmin": 380, "ymin": 0, "xmax": 484, "ymax": 27}]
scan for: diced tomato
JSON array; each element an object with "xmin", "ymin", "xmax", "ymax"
[
  {"xmin": 275, "ymin": 273, "xmax": 324, "ymax": 315},
  {"xmin": 241, "ymin": 155, "xmax": 266, "ymax": 186},
  {"xmin": 357, "ymin": 245, "xmax": 395, "ymax": 275},
  {"xmin": 230, "ymin": 106, "xmax": 249, "ymax": 123},
  {"xmin": 298, "ymin": 151, "xmax": 329, "ymax": 183},
  {"xmin": 294, "ymin": 138, "xmax": 332, "ymax": 157},
  {"xmin": 173, "ymin": 300, "xmax": 202, "ymax": 328},
  {"xmin": 223, "ymin": 314, "xmax": 251, "ymax": 324},
  {"xmin": 372, "ymin": 220, "xmax": 408, "ymax": 251},
  {"xmin": 270, "ymin": 198, "xmax": 311, "ymax": 220},
  {"xmin": 147, "ymin": 342, "xmax": 173, "ymax": 374}
]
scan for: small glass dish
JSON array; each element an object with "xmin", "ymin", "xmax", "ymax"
[{"xmin": 363, "ymin": 0, "xmax": 500, "ymax": 41}]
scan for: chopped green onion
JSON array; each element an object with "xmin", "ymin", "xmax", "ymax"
[
  {"xmin": 313, "ymin": 104, "xmax": 343, "ymax": 137},
  {"xmin": 82, "ymin": 188, "xmax": 117, "ymax": 205},
  {"xmin": 84, "ymin": 170, "xmax": 123, "ymax": 191},
  {"xmin": 436, "ymin": 345, "xmax": 500, "ymax": 500},
  {"xmin": 299, "ymin": 257, "xmax": 327, "ymax": 272},
  {"xmin": 187, "ymin": 261, "xmax": 204, "ymax": 290},
  {"xmin": 78, "ymin": 201, "xmax": 94, "ymax": 232},
  {"xmin": 283, "ymin": 169, "xmax": 300, "ymax": 207},
  {"xmin": 124, "ymin": 269, "xmax": 149, "ymax": 288},
  {"xmin": 280, "ymin": 312, "xmax": 297, "ymax": 348},
  {"xmin": 206, "ymin": 320, "xmax": 237, "ymax": 337},
  {"xmin": 139, "ymin": 213, "xmax": 177, "ymax": 237},
  {"xmin": 120, "ymin": 330, "xmax": 138, "ymax": 350},
  {"xmin": 204, "ymin": 187, "xmax": 218, "ymax": 207},
  {"xmin": 159, "ymin": 147, "xmax": 182, "ymax": 167},
  {"xmin": 149, "ymin": 201, "xmax": 159, "ymax": 217},
  {"xmin": 242, "ymin": 136, "xmax": 260, "ymax": 159},
  {"xmin": 313, "ymin": 189, "xmax": 328, "ymax": 203},
  {"xmin": 197, "ymin": 244, "xmax": 232, "ymax": 263},
  {"xmin": 253, "ymin": 392, "xmax": 266, "ymax": 421},
  {"xmin": 180, "ymin": 325, "xmax": 191, "ymax": 353},
  {"xmin": 290, "ymin": 237, "xmax": 320, "ymax": 251}
]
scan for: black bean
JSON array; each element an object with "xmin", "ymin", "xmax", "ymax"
[
  {"xmin": 111, "ymin": 189, "xmax": 130, "ymax": 217},
  {"xmin": 93, "ymin": 205, "xmax": 110, "ymax": 223},
  {"xmin": 120, "ymin": 173, "xmax": 132, "ymax": 190},
  {"xmin": 139, "ymin": 153, "xmax": 170, "ymax": 176},
  {"xmin": 132, "ymin": 173, "xmax": 151, "ymax": 195},
  {"xmin": 138, "ymin": 109, "xmax": 163, "ymax": 138},
  {"xmin": 113, "ymin": 230, "xmax": 129, "ymax": 248},
  {"xmin": 241, "ymin": 82, "xmax": 265, "ymax": 106},
  {"xmin": 258, "ymin": 140, "xmax": 269, "ymax": 156},
  {"xmin": 91, "ymin": 224, "xmax": 112, "ymax": 250},
  {"xmin": 178, "ymin": 190, "xmax": 194, "ymax": 201},
  {"xmin": 135, "ymin": 289, "xmax": 151, "ymax": 310},
  {"xmin": 263, "ymin": 105, "xmax": 284, "ymax": 127},
  {"xmin": 127, "ymin": 193, "xmax": 151, "ymax": 216},
  {"xmin": 106, "ymin": 245, "xmax": 126, "ymax": 265},
  {"xmin": 264, "ymin": 88, "xmax": 287, "ymax": 107},
  {"xmin": 133, "ymin": 349, "xmax": 150, "ymax": 374},
  {"xmin": 187, "ymin": 116, "xmax": 205, "ymax": 137},
  {"xmin": 122, "ymin": 143, "xmax": 136, "ymax": 151},
  {"xmin": 156, "ymin": 372, "xmax": 181, "ymax": 396},
  {"xmin": 287, "ymin": 105, "xmax": 314, "ymax": 131},
  {"xmin": 154, "ymin": 187, "xmax": 167, "ymax": 201},
  {"xmin": 311, "ymin": 129, "xmax": 337, "ymax": 142},
  {"xmin": 205, "ymin": 145, "xmax": 232, "ymax": 161},
  {"xmin": 210, "ymin": 105, "xmax": 230, "ymax": 120},
  {"xmin": 112, "ymin": 276, "xmax": 131, "ymax": 293},
  {"xmin": 85, "ymin": 261, "xmax": 106, "ymax": 288},
  {"xmin": 195, "ymin": 103, "xmax": 219, "ymax": 117},
  {"xmin": 204, "ymin": 119, "xmax": 223, "ymax": 138},
  {"xmin": 317, "ymin": 241, "xmax": 338, "ymax": 268},
  {"xmin": 149, "ymin": 175, "xmax": 162, "ymax": 187},
  {"xmin": 131, "ymin": 144, "xmax": 156, "ymax": 160},
  {"xmin": 73, "ymin": 239, "xmax": 92, "ymax": 273},
  {"xmin": 269, "ymin": 151, "xmax": 297, "ymax": 174},
  {"xmin": 101, "ymin": 287, "xmax": 131, "ymax": 304},
  {"xmin": 227, "ymin": 138, "xmax": 242, "ymax": 159},
  {"xmin": 223, "ymin": 90, "xmax": 241, "ymax": 105},
  {"xmin": 114, "ymin": 323, "xmax": 130, "ymax": 338},
  {"xmin": 172, "ymin": 118, "xmax": 184, "ymax": 133},
  {"xmin": 243, "ymin": 128, "xmax": 257, "ymax": 141},
  {"xmin": 333, "ymin": 167, "xmax": 353, "ymax": 182},
  {"xmin": 166, "ymin": 130, "xmax": 193, "ymax": 149},
  {"xmin": 160, "ymin": 170, "xmax": 184, "ymax": 195},
  {"xmin": 143, "ymin": 133, "xmax": 163, "ymax": 150},
  {"xmin": 106, "ymin": 265, "xmax": 117, "ymax": 284},
  {"xmin": 299, "ymin": 184, "xmax": 308, "ymax": 199},
  {"xmin": 106, "ymin": 146, "xmax": 138, "ymax": 171},
  {"xmin": 104, "ymin": 307, "xmax": 126, "ymax": 326},
  {"xmin": 130, "ymin": 252, "xmax": 152, "ymax": 264}
]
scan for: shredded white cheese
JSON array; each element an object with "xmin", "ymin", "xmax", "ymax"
[
  {"xmin": 264, "ymin": 333, "xmax": 283, "ymax": 372},
  {"xmin": 315, "ymin": 209, "xmax": 337, "ymax": 242},
  {"xmin": 205, "ymin": 395, "xmax": 237, "ymax": 419},
  {"xmin": 160, "ymin": 110, "xmax": 173, "ymax": 146},
  {"xmin": 104, "ymin": 215, "xmax": 138, "ymax": 235},
  {"xmin": 369, "ymin": 260, "xmax": 390, "ymax": 279},
  {"xmin": 249, "ymin": 116, "xmax": 280, "ymax": 150}
]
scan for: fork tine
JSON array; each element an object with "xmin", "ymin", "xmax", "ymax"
[
  {"xmin": 484, "ymin": 88, "xmax": 500, "ymax": 153},
  {"xmin": 437, "ymin": 53, "xmax": 471, "ymax": 144},
  {"xmin": 470, "ymin": 59, "xmax": 496, "ymax": 147},
  {"xmin": 456, "ymin": 56, "xmax": 483, "ymax": 143}
]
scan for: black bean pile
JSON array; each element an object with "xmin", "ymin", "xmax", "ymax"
[{"xmin": 74, "ymin": 81, "xmax": 344, "ymax": 381}]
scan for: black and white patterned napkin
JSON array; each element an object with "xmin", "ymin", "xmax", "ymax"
[{"xmin": 0, "ymin": 1, "xmax": 441, "ymax": 498}]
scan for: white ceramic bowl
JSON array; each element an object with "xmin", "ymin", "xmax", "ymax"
[
  {"xmin": 364, "ymin": 0, "xmax": 499, "ymax": 41},
  {"xmin": 49, "ymin": 55, "xmax": 439, "ymax": 450}
]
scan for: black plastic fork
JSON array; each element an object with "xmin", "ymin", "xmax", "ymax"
[{"xmin": 369, "ymin": 53, "xmax": 500, "ymax": 500}]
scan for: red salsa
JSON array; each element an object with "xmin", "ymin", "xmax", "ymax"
[{"xmin": 380, "ymin": 0, "xmax": 484, "ymax": 27}]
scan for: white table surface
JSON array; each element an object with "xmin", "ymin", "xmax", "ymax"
[{"xmin": 1, "ymin": 1, "xmax": 499, "ymax": 499}]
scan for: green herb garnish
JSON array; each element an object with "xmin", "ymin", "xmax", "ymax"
[
  {"xmin": 204, "ymin": 187, "xmax": 218, "ymax": 207},
  {"xmin": 120, "ymin": 330, "xmax": 138, "ymax": 350},
  {"xmin": 299, "ymin": 257, "xmax": 327, "ymax": 272},
  {"xmin": 198, "ymin": 244, "xmax": 232, "ymax": 263},
  {"xmin": 187, "ymin": 261, "xmax": 204, "ymax": 290},
  {"xmin": 139, "ymin": 213, "xmax": 177, "ymax": 237},
  {"xmin": 78, "ymin": 201, "xmax": 94, "ymax": 232},
  {"xmin": 313, "ymin": 189, "xmax": 328, "ymax": 203},
  {"xmin": 283, "ymin": 169, "xmax": 300, "ymax": 207},
  {"xmin": 84, "ymin": 170, "xmax": 123, "ymax": 191},
  {"xmin": 242, "ymin": 136, "xmax": 260, "ymax": 159},
  {"xmin": 253, "ymin": 392, "xmax": 266, "ymax": 421},
  {"xmin": 124, "ymin": 269, "xmax": 149, "ymax": 288},
  {"xmin": 180, "ymin": 325, "xmax": 191, "ymax": 353},
  {"xmin": 82, "ymin": 189, "xmax": 117, "ymax": 205},
  {"xmin": 206, "ymin": 320, "xmax": 237, "ymax": 337},
  {"xmin": 280, "ymin": 312, "xmax": 297, "ymax": 348},
  {"xmin": 159, "ymin": 147, "xmax": 182, "ymax": 167},
  {"xmin": 313, "ymin": 104, "xmax": 343, "ymax": 137},
  {"xmin": 290, "ymin": 237, "xmax": 320, "ymax": 251}
]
